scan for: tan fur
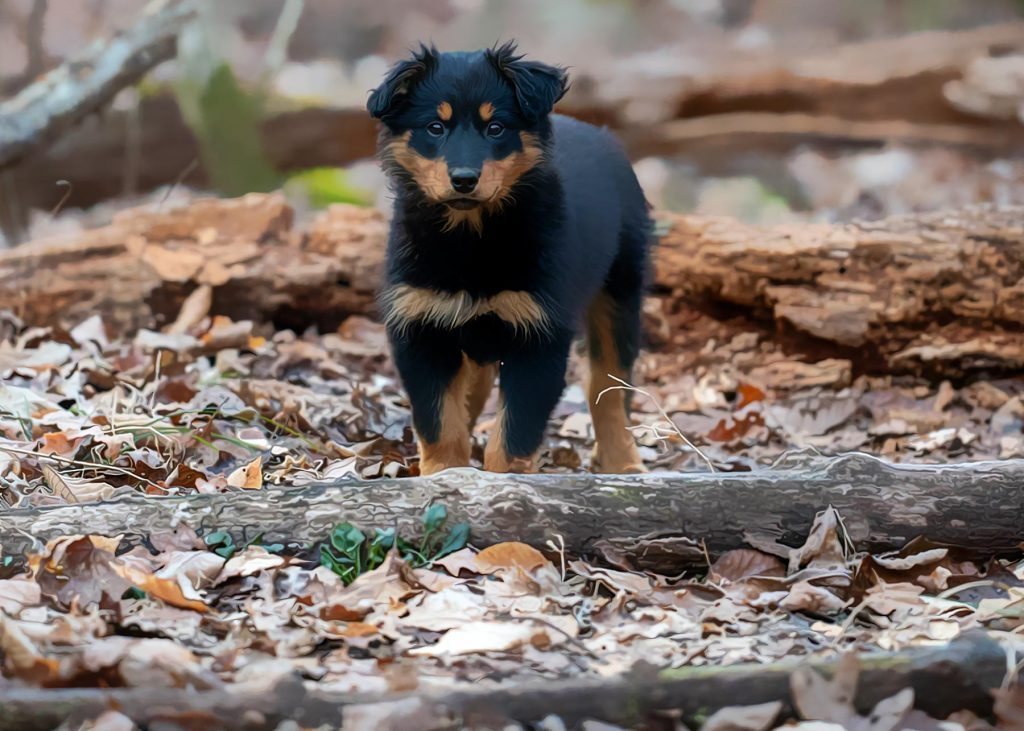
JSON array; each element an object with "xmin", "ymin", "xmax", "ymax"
[
  {"xmin": 437, "ymin": 101, "xmax": 453, "ymax": 121},
  {"xmin": 479, "ymin": 102, "xmax": 495, "ymax": 122},
  {"xmin": 443, "ymin": 207, "xmax": 484, "ymax": 235},
  {"xmin": 586, "ymin": 294, "xmax": 646, "ymax": 474},
  {"xmin": 477, "ymin": 132, "xmax": 544, "ymax": 206},
  {"xmin": 382, "ymin": 131, "xmax": 543, "ymax": 233},
  {"xmin": 382, "ymin": 285, "xmax": 549, "ymax": 335},
  {"xmin": 483, "ymin": 396, "xmax": 537, "ymax": 473},
  {"xmin": 466, "ymin": 362, "xmax": 497, "ymax": 429},
  {"xmin": 418, "ymin": 355, "xmax": 472, "ymax": 474},
  {"xmin": 382, "ymin": 132, "xmax": 451, "ymax": 201}
]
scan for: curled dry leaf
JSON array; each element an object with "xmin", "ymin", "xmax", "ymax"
[
  {"xmin": 408, "ymin": 619, "xmax": 569, "ymax": 658},
  {"xmin": 789, "ymin": 507, "xmax": 849, "ymax": 574},
  {"xmin": 217, "ymin": 546, "xmax": 287, "ymax": 583},
  {"xmin": 699, "ymin": 700, "xmax": 782, "ymax": 731},
  {"xmin": 77, "ymin": 710, "xmax": 139, "ymax": 731},
  {"xmin": 0, "ymin": 579, "xmax": 41, "ymax": 614},
  {"xmin": 226, "ymin": 456, "xmax": 263, "ymax": 489}
]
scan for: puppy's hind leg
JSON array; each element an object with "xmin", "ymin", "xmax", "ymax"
[{"xmin": 484, "ymin": 337, "xmax": 571, "ymax": 473}]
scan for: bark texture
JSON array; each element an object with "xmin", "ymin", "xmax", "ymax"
[
  {"xmin": 3, "ymin": 193, "xmax": 1022, "ymax": 377},
  {"xmin": 2, "ymin": 454, "xmax": 1023, "ymax": 572},
  {"xmin": 0, "ymin": 632, "xmax": 1006, "ymax": 730}
]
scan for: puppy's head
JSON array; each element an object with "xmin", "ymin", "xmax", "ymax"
[{"xmin": 368, "ymin": 42, "xmax": 567, "ymax": 216}]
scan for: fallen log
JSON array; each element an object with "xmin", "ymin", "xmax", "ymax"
[
  {"xmin": 0, "ymin": 631, "xmax": 1007, "ymax": 730},
  {"xmin": 2, "ymin": 454, "xmax": 1023, "ymax": 572},
  {"xmin": 2, "ymin": 193, "xmax": 1023, "ymax": 377}
]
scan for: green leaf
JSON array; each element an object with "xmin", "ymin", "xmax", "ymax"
[
  {"xmin": 422, "ymin": 504, "xmax": 448, "ymax": 534},
  {"xmin": 204, "ymin": 530, "xmax": 231, "ymax": 547},
  {"xmin": 329, "ymin": 523, "xmax": 365, "ymax": 555},
  {"xmin": 435, "ymin": 523, "xmax": 470, "ymax": 560}
]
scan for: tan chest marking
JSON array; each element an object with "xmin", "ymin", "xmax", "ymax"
[{"xmin": 383, "ymin": 285, "xmax": 548, "ymax": 334}]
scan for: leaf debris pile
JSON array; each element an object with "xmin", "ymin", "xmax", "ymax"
[
  {"xmin": 1, "ymin": 507, "xmax": 1023, "ymax": 729},
  {"xmin": 1, "ymin": 303, "xmax": 1021, "ymax": 507}
]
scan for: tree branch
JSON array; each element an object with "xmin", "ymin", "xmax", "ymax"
[{"xmin": 0, "ymin": 0, "xmax": 196, "ymax": 169}]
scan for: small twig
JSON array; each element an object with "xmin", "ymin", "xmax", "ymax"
[
  {"xmin": 597, "ymin": 374, "xmax": 716, "ymax": 472},
  {"xmin": 48, "ymin": 179, "xmax": 72, "ymax": 218},
  {"xmin": 545, "ymin": 533, "xmax": 567, "ymax": 582},
  {"xmin": 158, "ymin": 157, "xmax": 199, "ymax": 210}
]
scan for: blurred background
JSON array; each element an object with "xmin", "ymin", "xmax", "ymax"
[
  {"xmin": 1, "ymin": 0, "xmax": 1024, "ymax": 479},
  {"xmin": 2, "ymin": 0, "xmax": 1024, "ymax": 246}
]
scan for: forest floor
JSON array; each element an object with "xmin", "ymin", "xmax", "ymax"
[{"xmin": 2, "ymin": 141, "xmax": 1024, "ymax": 730}]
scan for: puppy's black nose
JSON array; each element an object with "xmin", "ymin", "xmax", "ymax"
[{"xmin": 450, "ymin": 168, "xmax": 480, "ymax": 194}]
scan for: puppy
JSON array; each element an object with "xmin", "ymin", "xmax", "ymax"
[{"xmin": 368, "ymin": 42, "xmax": 651, "ymax": 475}]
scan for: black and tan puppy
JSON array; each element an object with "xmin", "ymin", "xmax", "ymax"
[{"xmin": 368, "ymin": 42, "xmax": 651, "ymax": 475}]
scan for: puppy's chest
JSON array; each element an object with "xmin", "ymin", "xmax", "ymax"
[{"xmin": 384, "ymin": 223, "xmax": 554, "ymax": 344}]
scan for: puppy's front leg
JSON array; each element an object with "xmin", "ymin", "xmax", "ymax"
[
  {"xmin": 391, "ymin": 329, "xmax": 471, "ymax": 475},
  {"xmin": 484, "ymin": 336, "xmax": 572, "ymax": 473}
]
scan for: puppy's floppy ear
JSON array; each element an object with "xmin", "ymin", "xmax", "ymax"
[
  {"xmin": 487, "ymin": 41, "xmax": 568, "ymax": 122},
  {"xmin": 367, "ymin": 43, "xmax": 439, "ymax": 121}
]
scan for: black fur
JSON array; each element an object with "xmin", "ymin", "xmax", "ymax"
[{"xmin": 369, "ymin": 43, "xmax": 651, "ymax": 464}]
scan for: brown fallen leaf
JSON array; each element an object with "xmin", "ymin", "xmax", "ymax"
[
  {"xmin": 31, "ymin": 535, "xmax": 130, "ymax": 609},
  {"xmin": 111, "ymin": 564, "xmax": 209, "ymax": 613},
  {"xmin": 710, "ymin": 549, "xmax": 786, "ymax": 583},
  {"xmin": 0, "ymin": 614, "xmax": 62, "ymax": 684},
  {"xmin": 476, "ymin": 542, "xmax": 551, "ymax": 574},
  {"xmin": 42, "ymin": 465, "xmax": 115, "ymax": 503}
]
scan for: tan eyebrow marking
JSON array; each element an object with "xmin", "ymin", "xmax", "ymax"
[
  {"xmin": 437, "ymin": 101, "xmax": 453, "ymax": 121},
  {"xmin": 479, "ymin": 102, "xmax": 495, "ymax": 122}
]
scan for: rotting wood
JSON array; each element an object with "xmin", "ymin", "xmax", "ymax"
[
  {"xmin": 1, "ymin": 454, "xmax": 1023, "ymax": 572},
  {"xmin": 2, "ymin": 193, "xmax": 1022, "ymax": 377},
  {"xmin": 0, "ymin": 631, "xmax": 1006, "ymax": 730}
]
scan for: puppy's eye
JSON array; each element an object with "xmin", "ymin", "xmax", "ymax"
[
  {"xmin": 426, "ymin": 122, "xmax": 445, "ymax": 136},
  {"xmin": 486, "ymin": 121, "xmax": 505, "ymax": 137}
]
